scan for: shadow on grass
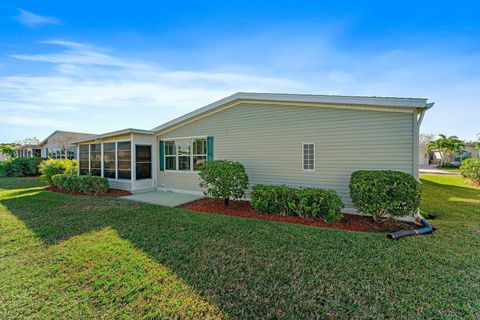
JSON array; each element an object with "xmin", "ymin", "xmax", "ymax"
[
  {"xmin": 420, "ymin": 178, "xmax": 480, "ymax": 224},
  {"xmin": 2, "ymin": 179, "xmax": 480, "ymax": 318},
  {"xmin": 0, "ymin": 185, "xmax": 373, "ymax": 319}
]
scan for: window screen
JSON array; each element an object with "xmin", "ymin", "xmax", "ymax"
[
  {"xmin": 136, "ymin": 145, "xmax": 152, "ymax": 180},
  {"xmin": 79, "ymin": 145, "xmax": 89, "ymax": 175},
  {"xmin": 90, "ymin": 143, "xmax": 101, "ymax": 176},
  {"xmin": 117, "ymin": 141, "xmax": 131, "ymax": 180},
  {"xmin": 103, "ymin": 142, "xmax": 116, "ymax": 179}
]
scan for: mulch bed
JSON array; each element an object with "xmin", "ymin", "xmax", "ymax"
[
  {"xmin": 179, "ymin": 198, "xmax": 419, "ymax": 233},
  {"xmin": 45, "ymin": 186, "xmax": 132, "ymax": 197}
]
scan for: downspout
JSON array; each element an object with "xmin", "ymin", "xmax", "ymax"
[
  {"xmin": 388, "ymin": 217, "xmax": 434, "ymax": 239},
  {"xmin": 389, "ymin": 103, "xmax": 435, "ymax": 240}
]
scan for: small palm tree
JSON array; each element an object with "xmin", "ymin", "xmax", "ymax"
[{"xmin": 427, "ymin": 134, "xmax": 465, "ymax": 165}]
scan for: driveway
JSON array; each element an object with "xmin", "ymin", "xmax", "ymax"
[{"xmin": 419, "ymin": 167, "xmax": 459, "ymax": 175}]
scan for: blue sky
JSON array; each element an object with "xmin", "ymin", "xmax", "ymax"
[{"xmin": 1, "ymin": 1, "xmax": 479, "ymax": 142}]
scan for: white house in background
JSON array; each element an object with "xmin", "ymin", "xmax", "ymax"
[
  {"xmin": 419, "ymin": 145, "xmax": 428, "ymax": 166},
  {"xmin": 74, "ymin": 92, "xmax": 433, "ymax": 208},
  {"xmin": 39, "ymin": 131, "xmax": 96, "ymax": 159},
  {"xmin": 13, "ymin": 144, "xmax": 42, "ymax": 158},
  {"xmin": 422, "ymin": 145, "xmax": 480, "ymax": 166},
  {"xmin": 14, "ymin": 131, "xmax": 96, "ymax": 159}
]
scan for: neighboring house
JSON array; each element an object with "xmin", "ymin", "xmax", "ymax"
[
  {"xmin": 426, "ymin": 146, "xmax": 479, "ymax": 166},
  {"xmin": 419, "ymin": 145, "xmax": 428, "ymax": 166},
  {"xmin": 39, "ymin": 131, "xmax": 96, "ymax": 159},
  {"xmin": 14, "ymin": 131, "xmax": 96, "ymax": 159},
  {"xmin": 13, "ymin": 144, "xmax": 42, "ymax": 158},
  {"xmin": 74, "ymin": 92, "xmax": 433, "ymax": 208}
]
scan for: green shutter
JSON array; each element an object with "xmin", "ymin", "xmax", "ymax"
[
  {"xmin": 207, "ymin": 136, "xmax": 214, "ymax": 161},
  {"xmin": 159, "ymin": 140, "xmax": 165, "ymax": 171},
  {"xmin": 45, "ymin": 148, "xmax": 48, "ymax": 158}
]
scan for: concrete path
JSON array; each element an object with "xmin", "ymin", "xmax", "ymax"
[
  {"xmin": 419, "ymin": 167, "xmax": 459, "ymax": 175},
  {"xmin": 121, "ymin": 190, "xmax": 203, "ymax": 207}
]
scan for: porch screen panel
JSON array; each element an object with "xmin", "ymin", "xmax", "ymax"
[
  {"xmin": 135, "ymin": 145, "xmax": 152, "ymax": 180},
  {"xmin": 103, "ymin": 143, "xmax": 116, "ymax": 179},
  {"xmin": 79, "ymin": 145, "xmax": 89, "ymax": 175},
  {"xmin": 117, "ymin": 142, "xmax": 131, "ymax": 180},
  {"xmin": 90, "ymin": 144, "xmax": 101, "ymax": 176}
]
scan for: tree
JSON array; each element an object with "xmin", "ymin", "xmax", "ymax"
[
  {"xmin": 420, "ymin": 133, "xmax": 435, "ymax": 153},
  {"xmin": 0, "ymin": 144, "xmax": 16, "ymax": 158},
  {"xmin": 427, "ymin": 134, "xmax": 465, "ymax": 165},
  {"xmin": 17, "ymin": 137, "xmax": 40, "ymax": 146}
]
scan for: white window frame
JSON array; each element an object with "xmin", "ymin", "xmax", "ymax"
[
  {"xmin": 302, "ymin": 143, "xmax": 315, "ymax": 172},
  {"xmin": 164, "ymin": 137, "xmax": 207, "ymax": 172}
]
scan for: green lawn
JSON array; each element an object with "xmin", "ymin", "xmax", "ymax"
[{"xmin": 0, "ymin": 176, "xmax": 479, "ymax": 319}]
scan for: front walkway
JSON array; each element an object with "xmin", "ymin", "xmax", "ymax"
[{"xmin": 121, "ymin": 190, "xmax": 203, "ymax": 207}]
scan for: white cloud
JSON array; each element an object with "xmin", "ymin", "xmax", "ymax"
[
  {"xmin": 0, "ymin": 41, "xmax": 305, "ymax": 139},
  {"xmin": 13, "ymin": 9, "xmax": 61, "ymax": 28},
  {"xmin": 1, "ymin": 36, "xmax": 479, "ymax": 141}
]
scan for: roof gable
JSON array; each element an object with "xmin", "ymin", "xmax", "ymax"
[{"xmin": 152, "ymin": 92, "xmax": 432, "ymax": 133}]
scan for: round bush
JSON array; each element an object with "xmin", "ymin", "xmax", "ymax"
[
  {"xmin": 39, "ymin": 159, "xmax": 78, "ymax": 185},
  {"xmin": 198, "ymin": 160, "xmax": 249, "ymax": 205},
  {"xmin": 460, "ymin": 158, "xmax": 480, "ymax": 185},
  {"xmin": 349, "ymin": 170, "xmax": 421, "ymax": 220}
]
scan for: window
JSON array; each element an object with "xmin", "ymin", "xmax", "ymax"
[
  {"xmin": 136, "ymin": 145, "xmax": 152, "ymax": 180},
  {"xmin": 303, "ymin": 143, "xmax": 315, "ymax": 171},
  {"xmin": 103, "ymin": 143, "xmax": 116, "ymax": 179},
  {"xmin": 79, "ymin": 145, "xmax": 89, "ymax": 175},
  {"xmin": 165, "ymin": 141, "xmax": 176, "ymax": 170},
  {"xmin": 90, "ymin": 144, "xmax": 101, "ymax": 176},
  {"xmin": 117, "ymin": 141, "xmax": 131, "ymax": 180},
  {"xmin": 193, "ymin": 138, "xmax": 207, "ymax": 170},
  {"xmin": 67, "ymin": 146, "xmax": 76, "ymax": 160},
  {"xmin": 164, "ymin": 138, "xmax": 207, "ymax": 172},
  {"xmin": 33, "ymin": 149, "xmax": 41, "ymax": 157},
  {"xmin": 177, "ymin": 140, "xmax": 191, "ymax": 171}
]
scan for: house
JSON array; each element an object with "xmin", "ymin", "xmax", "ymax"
[
  {"xmin": 419, "ymin": 144, "xmax": 428, "ymax": 166},
  {"xmin": 39, "ymin": 131, "xmax": 96, "ymax": 159},
  {"xmin": 13, "ymin": 144, "xmax": 42, "ymax": 158},
  {"xmin": 424, "ymin": 146, "xmax": 479, "ymax": 166},
  {"xmin": 74, "ymin": 92, "xmax": 433, "ymax": 208},
  {"xmin": 14, "ymin": 131, "xmax": 95, "ymax": 159}
]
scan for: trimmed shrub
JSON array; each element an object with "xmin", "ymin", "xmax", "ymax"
[
  {"xmin": 39, "ymin": 159, "xmax": 78, "ymax": 185},
  {"xmin": 198, "ymin": 160, "xmax": 249, "ymax": 205},
  {"xmin": 460, "ymin": 158, "xmax": 480, "ymax": 185},
  {"xmin": 0, "ymin": 157, "xmax": 44, "ymax": 177},
  {"xmin": 250, "ymin": 184, "xmax": 344, "ymax": 223},
  {"xmin": 52, "ymin": 174, "xmax": 109, "ymax": 195},
  {"xmin": 349, "ymin": 170, "xmax": 421, "ymax": 221}
]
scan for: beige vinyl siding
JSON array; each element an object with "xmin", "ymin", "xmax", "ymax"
[
  {"xmin": 109, "ymin": 179, "xmax": 133, "ymax": 191},
  {"xmin": 157, "ymin": 103, "xmax": 414, "ymax": 207}
]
